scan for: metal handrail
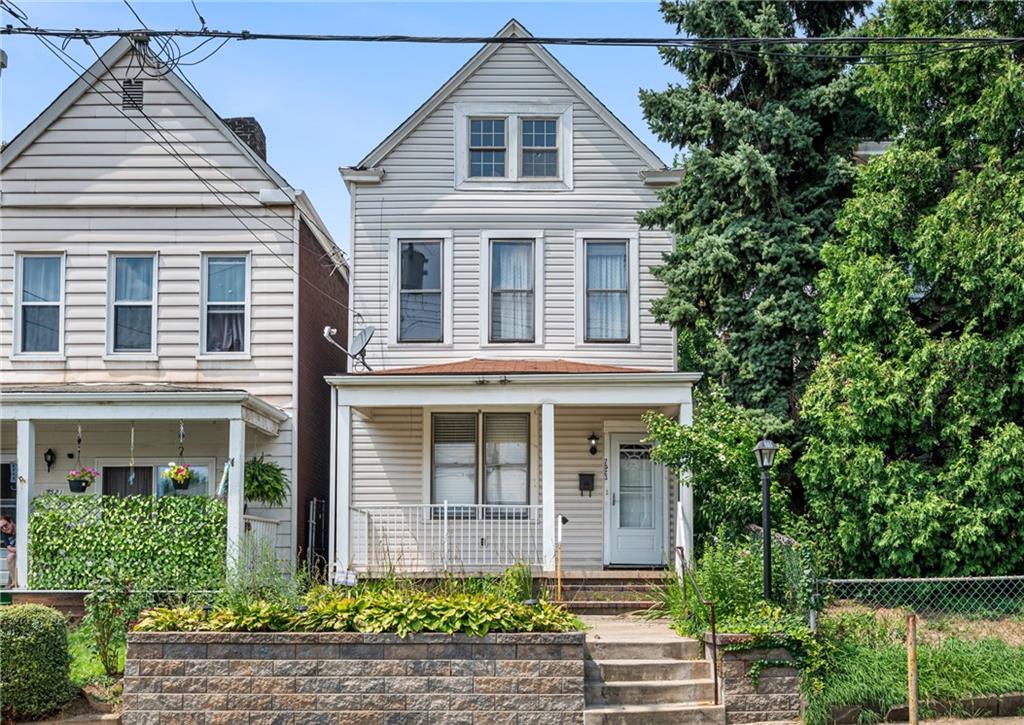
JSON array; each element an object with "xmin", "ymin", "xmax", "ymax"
[{"xmin": 676, "ymin": 546, "xmax": 719, "ymax": 706}]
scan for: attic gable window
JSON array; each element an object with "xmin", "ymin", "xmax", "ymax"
[
  {"xmin": 122, "ymin": 79, "xmax": 144, "ymax": 111},
  {"xmin": 454, "ymin": 103, "xmax": 573, "ymax": 190}
]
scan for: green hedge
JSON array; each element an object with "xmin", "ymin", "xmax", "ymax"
[
  {"xmin": 29, "ymin": 494, "xmax": 227, "ymax": 590},
  {"xmin": 0, "ymin": 604, "xmax": 73, "ymax": 719}
]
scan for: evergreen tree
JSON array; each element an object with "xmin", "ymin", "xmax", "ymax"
[
  {"xmin": 800, "ymin": 0, "xmax": 1024, "ymax": 576},
  {"xmin": 639, "ymin": 0, "xmax": 873, "ymax": 421}
]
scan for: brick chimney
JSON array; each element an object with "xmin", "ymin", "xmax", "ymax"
[{"xmin": 224, "ymin": 117, "xmax": 267, "ymax": 161}]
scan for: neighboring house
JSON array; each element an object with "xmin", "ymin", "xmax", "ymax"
[
  {"xmin": 331, "ymin": 20, "xmax": 699, "ymax": 577},
  {"xmin": 0, "ymin": 37, "xmax": 349, "ymax": 589}
]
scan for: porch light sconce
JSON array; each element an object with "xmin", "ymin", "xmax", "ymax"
[
  {"xmin": 43, "ymin": 448, "xmax": 57, "ymax": 472},
  {"xmin": 587, "ymin": 432, "xmax": 599, "ymax": 456}
]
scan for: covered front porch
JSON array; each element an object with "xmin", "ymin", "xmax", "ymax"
[
  {"xmin": 328, "ymin": 361, "xmax": 700, "ymax": 579},
  {"xmin": 0, "ymin": 383, "xmax": 289, "ymax": 589}
]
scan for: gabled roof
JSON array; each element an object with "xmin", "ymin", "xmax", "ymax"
[{"xmin": 353, "ymin": 19, "xmax": 668, "ymax": 171}]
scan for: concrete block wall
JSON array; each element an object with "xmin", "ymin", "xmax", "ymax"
[
  {"xmin": 706, "ymin": 633, "xmax": 803, "ymax": 724},
  {"xmin": 123, "ymin": 631, "xmax": 586, "ymax": 724}
]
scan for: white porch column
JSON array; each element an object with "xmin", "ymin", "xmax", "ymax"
[
  {"xmin": 15, "ymin": 419, "xmax": 35, "ymax": 589},
  {"xmin": 335, "ymin": 405, "xmax": 352, "ymax": 576},
  {"xmin": 226, "ymin": 418, "xmax": 246, "ymax": 567},
  {"xmin": 541, "ymin": 402, "xmax": 556, "ymax": 572},
  {"xmin": 677, "ymin": 396, "xmax": 695, "ymax": 573}
]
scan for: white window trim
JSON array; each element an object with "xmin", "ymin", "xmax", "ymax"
[
  {"xmin": 12, "ymin": 252, "xmax": 66, "ymax": 361},
  {"xmin": 420, "ymin": 407, "xmax": 539, "ymax": 508},
  {"xmin": 199, "ymin": 252, "xmax": 252, "ymax": 359},
  {"xmin": 479, "ymin": 231, "xmax": 545, "ymax": 347},
  {"xmin": 93, "ymin": 457, "xmax": 217, "ymax": 497},
  {"xmin": 105, "ymin": 252, "xmax": 158, "ymax": 359},
  {"xmin": 388, "ymin": 231, "xmax": 454, "ymax": 347},
  {"xmin": 574, "ymin": 231, "xmax": 641, "ymax": 347},
  {"xmin": 454, "ymin": 103, "xmax": 573, "ymax": 191}
]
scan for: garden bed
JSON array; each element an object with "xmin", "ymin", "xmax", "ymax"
[{"xmin": 123, "ymin": 630, "xmax": 586, "ymax": 722}]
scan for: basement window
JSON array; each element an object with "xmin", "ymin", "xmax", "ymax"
[{"xmin": 122, "ymin": 79, "xmax": 144, "ymax": 111}]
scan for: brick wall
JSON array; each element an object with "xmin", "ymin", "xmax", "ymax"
[
  {"xmin": 124, "ymin": 631, "xmax": 585, "ymax": 724},
  {"xmin": 706, "ymin": 633, "xmax": 803, "ymax": 724}
]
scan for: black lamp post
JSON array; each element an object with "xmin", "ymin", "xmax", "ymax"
[{"xmin": 753, "ymin": 438, "xmax": 778, "ymax": 601}]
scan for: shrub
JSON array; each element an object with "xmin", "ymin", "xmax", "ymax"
[
  {"xmin": 83, "ymin": 573, "xmax": 151, "ymax": 676},
  {"xmin": 0, "ymin": 604, "xmax": 73, "ymax": 719},
  {"xmin": 29, "ymin": 494, "xmax": 227, "ymax": 590}
]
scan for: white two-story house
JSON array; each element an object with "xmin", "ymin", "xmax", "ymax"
[
  {"xmin": 330, "ymin": 20, "xmax": 699, "ymax": 577},
  {"xmin": 0, "ymin": 36, "xmax": 348, "ymax": 588}
]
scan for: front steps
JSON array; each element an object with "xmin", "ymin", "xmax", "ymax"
[
  {"xmin": 542, "ymin": 570, "xmax": 663, "ymax": 615},
  {"xmin": 583, "ymin": 616, "xmax": 725, "ymax": 725}
]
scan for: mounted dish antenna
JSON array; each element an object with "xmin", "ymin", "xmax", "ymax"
[{"xmin": 323, "ymin": 325, "xmax": 374, "ymax": 372}]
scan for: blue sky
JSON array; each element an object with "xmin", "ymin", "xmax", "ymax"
[{"xmin": 1, "ymin": 1, "xmax": 681, "ymax": 251}]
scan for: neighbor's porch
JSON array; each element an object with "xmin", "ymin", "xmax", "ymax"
[
  {"xmin": 327, "ymin": 363, "xmax": 701, "ymax": 579},
  {"xmin": 0, "ymin": 384, "xmax": 290, "ymax": 589}
]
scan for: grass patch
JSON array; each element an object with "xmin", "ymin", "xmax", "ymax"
[
  {"xmin": 68, "ymin": 622, "xmax": 122, "ymax": 689},
  {"xmin": 805, "ymin": 633, "xmax": 1024, "ymax": 724}
]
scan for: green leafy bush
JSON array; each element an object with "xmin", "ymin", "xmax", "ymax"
[
  {"xmin": 83, "ymin": 573, "xmax": 151, "ymax": 676},
  {"xmin": 244, "ymin": 454, "xmax": 290, "ymax": 508},
  {"xmin": 135, "ymin": 589, "xmax": 581, "ymax": 636},
  {"xmin": 0, "ymin": 604, "xmax": 73, "ymax": 719},
  {"xmin": 29, "ymin": 494, "xmax": 227, "ymax": 590}
]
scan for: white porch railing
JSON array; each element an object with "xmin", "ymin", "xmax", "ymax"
[
  {"xmin": 350, "ymin": 503, "xmax": 542, "ymax": 573},
  {"xmin": 243, "ymin": 514, "xmax": 279, "ymax": 553}
]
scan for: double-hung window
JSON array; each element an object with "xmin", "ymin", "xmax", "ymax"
[
  {"xmin": 203, "ymin": 254, "xmax": 248, "ymax": 354},
  {"xmin": 469, "ymin": 118, "xmax": 506, "ymax": 178},
  {"xmin": 489, "ymin": 240, "xmax": 534, "ymax": 343},
  {"xmin": 520, "ymin": 119, "xmax": 558, "ymax": 178},
  {"xmin": 398, "ymin": 240, "xmax": 444, "ymax": 343},
  {"xmin": 584, "ymin": 241, "xmax": 630, "ymax": 342},
  {"xmin": 110, "ymin": 255, "xmax": 156, "ymax": 354},
  {"xmin": 17, "ymin": 255, "xmax": 63, "ymax": 355},
  {"xmin": 431, "ymin": 412, "xmax": 530, "ymax": 511}
]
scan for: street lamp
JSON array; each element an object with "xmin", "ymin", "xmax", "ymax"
[{"xmin": 753, "ymin": 438, "xmax": 778, "ymax": 601}]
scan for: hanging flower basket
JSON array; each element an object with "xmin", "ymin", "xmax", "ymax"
[
  {"xmin": 66, "ymin": 467, "xmax": 99, "ymax": 493},
  {"xmin": 162, "ymin": 462, "xmax": 193, "ymax": 491}
]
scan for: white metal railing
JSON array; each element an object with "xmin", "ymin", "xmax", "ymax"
[
  {"xmin": 350, "ymin": 503, "xmax": 542, "ymax": 573},
  {"xmin": 243, "ymin": 514, "xmax": 279, "ymax": 553}
]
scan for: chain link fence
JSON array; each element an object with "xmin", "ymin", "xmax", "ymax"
[{"xmin": 820, "ymin": 576, "xmax": 1024, "ymax": 618}]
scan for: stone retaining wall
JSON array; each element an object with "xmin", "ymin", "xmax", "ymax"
[
  {"xmin": 706, "ymin": 633, "xmax": 803, "ymax": 724},
  {"xmin": 124, "ymin": 631, "xmax": 586, "ymax": 724}
]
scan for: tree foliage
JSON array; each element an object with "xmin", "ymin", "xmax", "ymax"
[
  {"xmin": 799, "ymin": 0, "xmax": 1024, "ymax": 576},
  {"xmin": 639, "ymin": 0, "xmax": 875, "ymax": 420}
]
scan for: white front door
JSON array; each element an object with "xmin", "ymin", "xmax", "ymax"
[{"xmin": 607, "ymin": 433, "xmax": 666, "ymax": 566}]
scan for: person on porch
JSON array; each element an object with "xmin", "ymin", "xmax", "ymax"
[{"xmin": 1, "ymin": 514, "xmax": 16, "ymax": 589}]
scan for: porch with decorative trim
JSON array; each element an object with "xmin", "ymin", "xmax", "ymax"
[
  {"xmin": 327, "ymin": 362, "xmax": 701, "ymax": 580},
  {"xmin": 0, "ymin": 383, "xmax": 289, "ymax": 589}
]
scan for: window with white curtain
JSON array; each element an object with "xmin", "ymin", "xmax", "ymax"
[
  {"xmin": 584, "ymin": 241, "xmax": 629, "ymax": 342},
  {"xmin": 431, "ymin": 412, "xmax": 530, "ymax": 510},
  {"xmin": 17, "ymin": 255, "xmax": 63, "ymax": 354},
  {"xmin": 203, "ymin": 255, "xmax": 248, "ymax": 354},
  {"xmin": 490, "ymin": 240, "xmax": 534, "ymax": 342},
  {"xmin": 399, "ymin": 240, "xmax": 444, "ymax": 342},
  {"xmin": 110, "ymin": 255, "xmax": 156, "ymax": 353}
]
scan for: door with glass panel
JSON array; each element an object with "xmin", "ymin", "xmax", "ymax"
[{"xmin": 607, "ymin": 434, "xmax": 665, "ymax": 566}]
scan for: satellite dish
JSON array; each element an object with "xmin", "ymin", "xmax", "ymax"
[{"xmin": 322, "ymin": 325, "xmax": 375, "ymax": 372}]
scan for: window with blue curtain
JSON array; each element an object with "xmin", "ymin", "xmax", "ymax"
[
  {"xmin": 585, "ymin": 241, "xmax": 629, "ymax": 342},
  {"xmin": 19, "ymin": 255, "xmax": 62, "ymax": 353},
  {"xmin": 112, "ymin": 256, "xmax": 155, "ymax": 352},
  {"xmin": 490, "ymin": 240, "xmax": 534, "ymax": 342}
]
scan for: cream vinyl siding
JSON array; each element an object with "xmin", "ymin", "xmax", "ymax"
[
  {"xmin": 0, "ymin": 52, "xmax": 301, "ymax": 559},
  {"xmin": 348, "ymin": 405, "xmax": 675, "ymax": 570},
  {"xmin": 350, "ymin": 43, "xmax": 675, "ymax": 371}
]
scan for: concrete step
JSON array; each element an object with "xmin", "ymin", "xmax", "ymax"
[
  {"xmin": 585, "ymin": 702, "xmax": 725, "ymax": 725},
  {"xmin": 567, "ymin": 600, "xmax": 658, "ymax": 615},
  {"xmin": 586, "ymin": 678, "xmax": 715, "ymax": 706},
  {"xmin": 586, "ymin": 658, "xmax": 711, "ymax": 682},
  {"xmin": 586, "ymin": 638, "xmax": 702, "ymax": 661},
  {"xmin": 558, "ymin": 585, "xmax": 659, "ymax": 602}
]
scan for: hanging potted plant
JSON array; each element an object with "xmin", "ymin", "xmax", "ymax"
[
  {"xmin": 162, "ymin": 462, "xmax": 194, "ymax": 491},
  {"xmin": 244, "ymin": 454, "xmax": 290, "ymax": 508},
  {"xmin": 66, "ymin": 467, "xmax": 99, "ymax": 493}
]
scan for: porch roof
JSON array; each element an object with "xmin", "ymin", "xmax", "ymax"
[
  {"xmin": 0, "ymin": 383, "xmax": 288, "ymax": 436},
  {"xmin": 326, "ymin": 358, "xmax": 701, "ymax": 408}
]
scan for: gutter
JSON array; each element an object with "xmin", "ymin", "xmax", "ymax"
[
  {"xmin": 1, "ymin": 390, "xmax": 289, "ymax": 423},
  {"xmin": 325, "ymin": 371, "xmax": 702, "ymax": 388}
]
